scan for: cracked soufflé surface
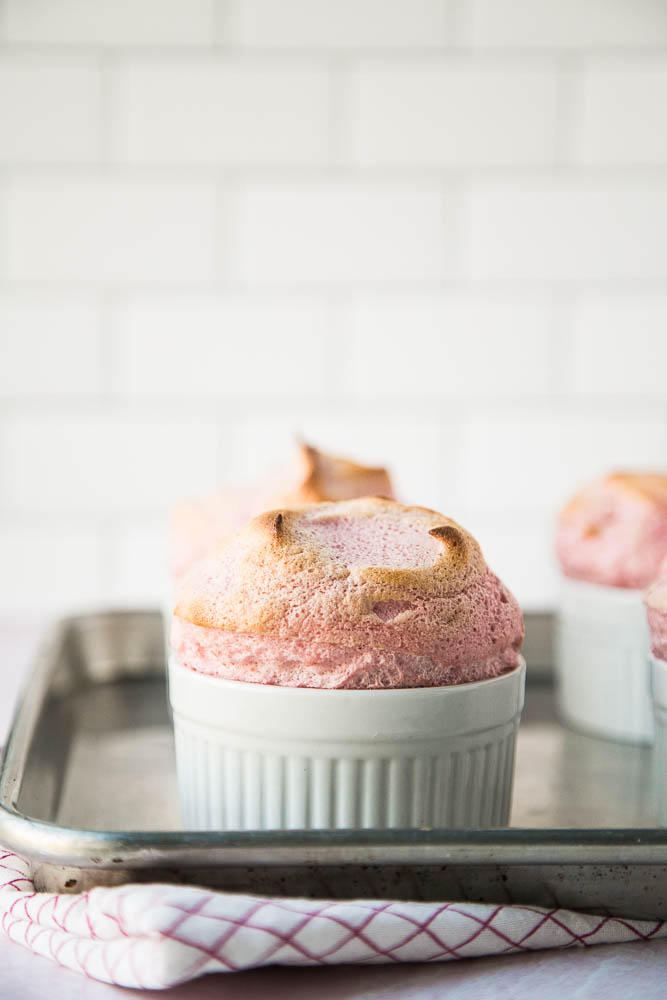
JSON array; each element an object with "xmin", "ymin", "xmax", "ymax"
[{"xmin": 172, "ymin": 497, "xmax": 524, "ymax": 689}]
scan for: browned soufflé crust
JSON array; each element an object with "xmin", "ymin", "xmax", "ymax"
[
  {"xmin": 175, "ymin": 498, "xmax": 483, "ymax": 633},
  {"xmin": 172, "ymin": 497, "xmax": 524, "ymax": 689},
  {"xmin": 169, "ymin": 443, "xmax": 394, "ymax": 577},
  {"xmin": 286, "ymin": 442, "xmax": 393, "ymax": 505}
]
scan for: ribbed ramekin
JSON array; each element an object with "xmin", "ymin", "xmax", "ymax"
[
  {"xmin": 168, "ymin": 655, "xmax": 525, "ymax": 832},
  {"xmin": 651, "ymin": 655, "xmax": 667, "ymax": 825},
  {"xmin": 556, "ymin": 577, "xmax": 653, "ymax": 744}
]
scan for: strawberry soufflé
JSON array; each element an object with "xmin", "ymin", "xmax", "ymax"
[
  {"xmin": 556, "ymin": 472, "xmax": 667, "ymax": 590},
  {"xmin": 172, "ymin": 497, "xmax": 524, "ymax": 690}
]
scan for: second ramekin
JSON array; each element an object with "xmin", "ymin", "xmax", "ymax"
[
  {"xmin": 556, "ymin": 577, "xmax": 653, "ymax": 744},
  {"xmin": 651, "ymin": 655, "xmax": 667, "ymax": 826},
  {"xmin": 168, "ymin": 655, "xmax": 526, "ymax": 832}
]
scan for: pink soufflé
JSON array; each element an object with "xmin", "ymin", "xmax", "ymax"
[
  {"xmin": 170, "ymin": 443, "xmax": 394, "ymax": 578},
  {"xmin": 556, "ymin": 472, "xmax": 667, "ymax": 590},
  {"xmin": 172, "ymin": 497, "xmax": 524, "ymax": 690},
  {"xmin": 645, "ymin": 554, "xmax": 667, "ymax": 661}
]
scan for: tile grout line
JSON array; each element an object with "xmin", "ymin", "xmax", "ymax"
[
  {"xmin": 2, "ymin": 41, "xmax": 667, "ymax": 57},
  {"xmin": 2, "ymin": 164, "xmax": 667, "ymax": 182}
]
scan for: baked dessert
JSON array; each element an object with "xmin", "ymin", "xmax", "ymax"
[
  {"xmin": 170, "ymin": 443, "xmax": 394, "ymax": 578},
  {"xmin": 556, "ymin": 472, "xmax": 667, "ymax": 589},
  {"xmin": 555, "ymin": 471, "xmax": 667, "ymax": 744},
  {"xmin": 168, "ymin": 497, "xmax": 526, "ymax": 831},
  {"xmin": 172, "ymin": 497, "xmax": 524, "ymax": 689}
]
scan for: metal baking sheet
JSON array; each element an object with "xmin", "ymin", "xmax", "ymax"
[{"xmin": 1, "ymin": 610, "xmax": 666, "ymax": 919}]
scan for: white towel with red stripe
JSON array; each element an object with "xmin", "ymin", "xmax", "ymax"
[{"xmin": 1, "ymin": 849, "xmax": 665, "ymax": 990}]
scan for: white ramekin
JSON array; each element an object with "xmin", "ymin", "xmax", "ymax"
[
  {"xmin": 168, "ymin": 655, "xmax": 526, "ymax": 832},
  {"xmin": 651, "ymin": 655, "xmax": 667, "ymax": 826},
  {"xmin": 556, "ymin": 577, "xmax": 653, "ymax": 744}
]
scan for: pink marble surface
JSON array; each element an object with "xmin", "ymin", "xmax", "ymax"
[{"xmin": 1, "ymin": 621, "xmax": 665, "ymax": 999}]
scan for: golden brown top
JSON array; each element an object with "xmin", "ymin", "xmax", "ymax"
[
  {"xmin": 278, "ymin": 442, "xmax": 394, "ymax": 505},
  {"xmin": 175, "ymin": 496, "xmax": 486, "ymax": 634}
]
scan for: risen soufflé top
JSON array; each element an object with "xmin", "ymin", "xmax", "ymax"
[{"xmin": 172, "ymin": 497, "xmax": 524, "ymax": 690}]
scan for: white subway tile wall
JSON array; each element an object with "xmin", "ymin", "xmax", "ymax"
[
  {"xmin": 0, "ymin": 297, "xmax": 102, "ymax": 395},
  {"xmin": 230, "ymin": 0, "xmax": 450, "ymax": 49},
  {"xmin": 232, "ymin": 182, "xmax": 456, "ymax": 283},
  {"xmin": 4, "ymin": 178, "xmax": 219, "ymax": 281},
  {"xmin": 0, "ymin": 0, "xmax": 666, "ymax": 619},
  {"xmin": 111, "ymin": 59, "xmax": 333, "ymax": 166},
  {"xmin": 115, "ymin": 295, "xmax": 331, "ymax": 397},
  {"xmin": 346, "ymin": 61, "xmax": 560, "ymax": 166},
  {"xmin": 0, "ymin": 56, "xmax": 103, "ymax": 163},
  {"xmin": 3, "ymin": 0, "xmax": 216, "ymax": 46},
  {"xmin": 575, "ymin": 60, "xmax": 667, "ymax": 165},
  {"xmin": 465, "ymin": 184, "xmax": 667, "ymax": 280},
  {"xmin": 346, "ymin": 295, "xmax": 554, "ymax": 398}
]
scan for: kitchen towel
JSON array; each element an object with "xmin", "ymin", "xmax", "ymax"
[{"xmin": 1, "ymin": 849, "xmax": 665, "ymax": 990}]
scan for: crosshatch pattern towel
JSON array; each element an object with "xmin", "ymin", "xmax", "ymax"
[{"xmin": 1, "ymin": 850, "xmax": 665, "ymax": 990}]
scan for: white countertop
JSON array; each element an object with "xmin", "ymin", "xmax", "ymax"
[{"xmin": 1, "ymin": 622, "xmax": 666, "ymax": 1000}]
